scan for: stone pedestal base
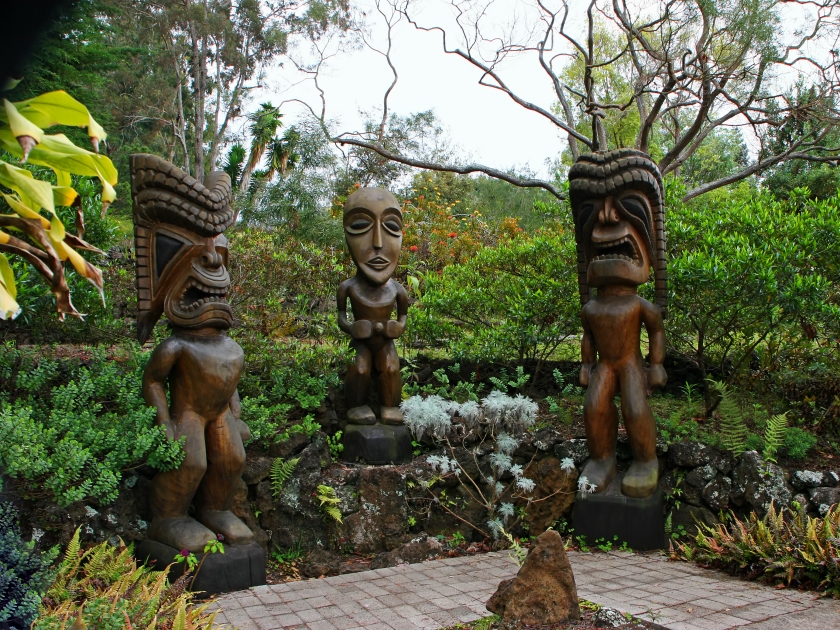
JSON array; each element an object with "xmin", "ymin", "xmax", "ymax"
[
  {"xmin": 135, "ymin": 539, "xmax": 266, "ymax": 597},
  {"xmin": 342, "ymin": 423, "xmax": 412, "ymax": 465},
  {"xmin": 572, "ymin": 473, "xmax": 664, "ymax": 551}
]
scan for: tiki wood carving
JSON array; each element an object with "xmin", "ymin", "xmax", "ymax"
[
  {"xmin": 569, "ymin": 149, "xmax": 667, "ymax": 499},
  {"xmin": 132, "ymin": 154, "xmax": 253, "ymax": 551}
]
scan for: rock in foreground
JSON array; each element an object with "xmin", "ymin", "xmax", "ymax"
[{"xmin": 486, "ymin": 530, "xmax": 580, "ymax": 625}]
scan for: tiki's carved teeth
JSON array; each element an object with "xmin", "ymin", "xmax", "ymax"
[
  {"xmin": 592, "ymin": 234, "xmax": 643, "ymax": 267},
  {"xmin": 179, "ymin": 279, "xmax": 228, "ymax": 312}
]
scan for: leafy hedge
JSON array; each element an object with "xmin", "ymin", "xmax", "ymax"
[{"xmin": 0, "ymin": 345, "xmax": 184, "ymax": 507}]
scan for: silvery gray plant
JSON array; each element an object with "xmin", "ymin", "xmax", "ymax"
[{"xmin": 401, "ymin": 390, "xmax": 542, "ymax": 539}]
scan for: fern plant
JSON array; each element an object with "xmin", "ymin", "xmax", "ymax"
[
  {"xmin": 270, "ymin": 457, "xmax": 299, "ymax": 498},
  {"xmin": 762, "ymin": 412, "xmax": 788, "ymax": 463},
  {"xmin": 315, "ymin": 485, "xmax": 342, "ymax": 523},
  {"xmin": 709, "ymin": 379, "xmax": 748, "ymax": 455},
  {"xmin": 34, "ymin": 529, "xmax": 221, "ymax": 629}
]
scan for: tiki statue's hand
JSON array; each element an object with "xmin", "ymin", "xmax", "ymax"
[
  {"xmin": 351, "ymin": 319, "xmax": 373, "ymax": 339},
  {"xmin": 580, "ymin": 363, "xmax": 593, "ymax": 388},
  {"xmin": 648, "ymin": 364, "xmax": 667, "ymax": 389},
  {"xmin": 385, "ymin": 320, "xmax": 405, "ymax": 339}
]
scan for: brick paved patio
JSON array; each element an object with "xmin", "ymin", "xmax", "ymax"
[{"xmin": 209, "ymin": 550, "xmax": 840, "ymax": 630}]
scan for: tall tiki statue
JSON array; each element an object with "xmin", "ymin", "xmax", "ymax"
[
  {"xmin": 338, "ymin": 187, "xmax": 408, "ymax": 427},
  {"xmin": 132, "ymin": 154, "xmax": 254, "ymax": 552},
  {"xmin": 569, "ymin": 149, "xmax": 667, "ymax": 499}
]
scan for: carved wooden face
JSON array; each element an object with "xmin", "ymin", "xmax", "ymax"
[
  {"xmin": 344, "ymin": 188, "xmax": 403, "ymax": 286},
  {"xmin": 579, "ymin": 192, "xmax": 653, "ymax": 288},
  {"xmin": 151, "ymin": 226, "xmax": 233, "ymax": 330}
]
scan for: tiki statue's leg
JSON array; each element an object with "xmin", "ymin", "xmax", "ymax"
[
  {"xmin": 148, "ymin": 411, "xmax": 216, "ymax": 552},
  {"xmin": 581, "ymin": 364, "xmax": 618, "ymax": 493},
  {"xmin": 346, "ymin": 339, "xmax": 376, "ymax": 424},
  {"xmin": 195, "ymin": 409, "xmax": 254, "ymax": 544},
  {"xmin": 377, "ymin": 340, "xmax": 403, "ymax": 425},
  {"xmin": 619, "ymin": 363, "xmax": 659, "ymax": 498}
]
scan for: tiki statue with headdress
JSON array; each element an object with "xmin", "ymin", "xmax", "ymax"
[
  {"xmin": 132, "ymin": 154, "xmax": 254, "ymax": 552},
  {"xmin": 569, "ymin": 149, "xmax": 668, "ymax": 499}
]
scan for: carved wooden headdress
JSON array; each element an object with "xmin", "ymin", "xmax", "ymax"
[
  {"xmin": 130, "ymin": 154, "xmax": 236, "ymax": 343},
  {"xmin": 568, "ymin": 148, "xmax": 667, "ymax": 317}
]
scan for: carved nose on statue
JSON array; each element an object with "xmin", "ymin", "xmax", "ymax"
[
  {"xmin": 599, "ymin": 197, "xmax": 620, "ymax": 225},
  {"xmin": 372, "ymin": 222, "xmax": 383, "ymax": 249},
  {"xmin": 201, "ymin": 250, "xmax": 223, "ymax": 269}
]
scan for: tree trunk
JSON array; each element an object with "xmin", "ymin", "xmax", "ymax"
[{"xmin": 191, "ymin": 26, "xmax": 207, "ymax": 183}]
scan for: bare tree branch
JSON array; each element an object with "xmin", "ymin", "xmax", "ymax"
[{"xmin": 333, "ymin": 136, "xmax": 565, "ymax": 199}]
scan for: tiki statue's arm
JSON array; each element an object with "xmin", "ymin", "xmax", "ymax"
[
  {"xmin": 337, "ymin": 280, "xmax": 372, "ymax": 339},
  {"xmin": 580, "ymin": 307, "xmax": 596, "ymax": 388},
  {"xmin": 230, "ymin": 389, "xmax": 251, "ymax": 442},
  {"xmin": 142, "ymin": 338, "xmax": 181, "ymax": 441},
  {"xmin": 386, "ymin": 282, "xmax": 409, "ymax": 339},
  {"xmin": 641, "ymin": 299, "xmax": 667, "ymax": 389}
]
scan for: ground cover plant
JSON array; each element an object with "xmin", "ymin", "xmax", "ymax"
[
  {"xmin": 0, "ymin": 344, "xmax": 184, "ymax": 507},
  {"xmin": 673, "ymin": 502, "xmax": 840, "ymax": 597}
]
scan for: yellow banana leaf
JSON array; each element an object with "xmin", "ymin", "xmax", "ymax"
[
  {"xmin": 12, "ymin": 90, "xmax": 107, "ymax": 149},
  {"xmin": 3, "ymin": 99, "xmax": 43, "ymax": 142},
  {"xmin": 13, "ymin": 90, "xmax": 102, "ymax": 135},
  {"xmin": 53, "ymin": 186, "xmax": 79, "ymax": 207},
  {"xmin": 0, "ymin": 162, "xmax": 54, "ymax": 213},
  {"xmin": 52, "ymin": 235, "xmax": 104, "ymax": 302},
  {"xmin": 1, "ymin": 193, "xmax": 51, "ymax": 228},
  {"xmin": 0, "ymin": 253, "xmax": 21, "ymax": 320}
]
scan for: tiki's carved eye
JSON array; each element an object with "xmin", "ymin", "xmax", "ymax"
[
  {"xmin": 346, "ymin": 214, "xmax": 374, "ymax": 234},
  {"xmin": 383, "ymin": 216, "xmax": 402, "ymax": 235},
  {"xmin": 617, "ymin": 193, "xmax": 653, "ymax": 239},
  {"xmin": 155, "ymin": 232, "xmax": 187, "ymax": 279}
]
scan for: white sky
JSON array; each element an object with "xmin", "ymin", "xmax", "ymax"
[{"xmin": 259, "ymin": 0, "xmax": 569, "ymax": 179}]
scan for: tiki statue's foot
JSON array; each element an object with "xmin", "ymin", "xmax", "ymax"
[
  {"xmin": 580, "ymin": 456, "xmax": 617, "ymax": 494},
  {"xmin": 347, "ymin": 405, "xmax": 376, "ymax": 425},
  {"xmin": 621, "ymin": 459, "xmax": 659, "ymax": 498},
  {"xmin": 198, "ymin": 509, "xmax": 255, "ymax": 545},
  {"xmin": 380, "ymin": 406, "xmax": 404, "ymax": 425},
  {"xmin": 148, "ymin": 517, "xmax": 216, "ymax": 553}
]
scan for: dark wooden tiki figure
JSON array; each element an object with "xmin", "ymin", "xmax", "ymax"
[
  {"xmin": 569, "ymin": 149, "xmax": 668, "ymax": 499},
  {"xmin": 338, "ymin": 187, "xmax": 408, "ymax": 426},
  {"xmin": 132, "ymin": 154, "xmax": 254, "ymax": 552}
]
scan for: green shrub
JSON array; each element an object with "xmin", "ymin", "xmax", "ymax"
[
  {"xmin": 675, "ymin": 503, "xmax": 840, "ymax": 596},
  {"xmin": 413, "ymin": 224, "xmax": 579, "ymax": 364},
  {"xmin": 0, "ymin": 345, "xmax": 184, "ymax": 507},
  {"xmin": 666, "ymin": 187, "xmax": 840, "ymax": 411},
  {"xmin": 782, "ymin": 427, "xmax": 817, "ymax": 460},
  {"xmin": 0, "ymin": 502, "xmax": 58, "ymax": 628}
]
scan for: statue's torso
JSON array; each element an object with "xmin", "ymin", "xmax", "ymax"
[
  {"xmin": 585, "ymin": 294, "xmax": 644, "ymax": 365},
  {"xmin": 347, "ymin": 277, "xmax": 399, "ymax": 324},
  {"xmin": 167, "ymin": 333, "xmax": 244, "ymax": 420}
]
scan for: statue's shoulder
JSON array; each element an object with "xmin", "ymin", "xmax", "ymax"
[{"xmin": 388, "ymin": 278, "xmax": 407, "ymax": 295}]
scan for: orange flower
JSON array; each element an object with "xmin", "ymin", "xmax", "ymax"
[
  {"xmin": 449, "ymin": 232, "xmax": 457, "ymax": 238},
  {"xmin": 410, "ymin": 245, "xmax": 419, "ymax": 252}
]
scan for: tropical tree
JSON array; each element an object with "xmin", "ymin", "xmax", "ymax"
[{"xmin": 239, "ymin": 102, "xmax": 284, "ymax": 193}]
